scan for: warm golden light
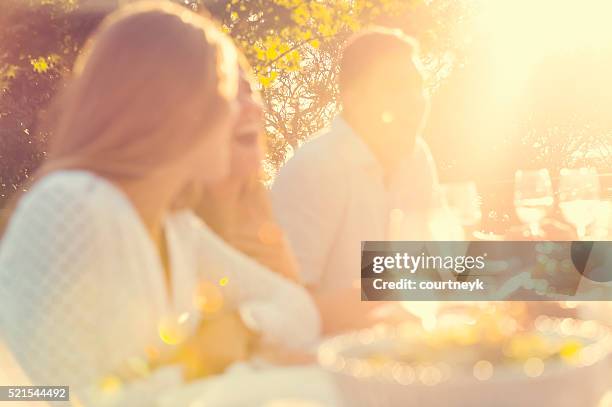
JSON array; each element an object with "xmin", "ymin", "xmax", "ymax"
[
  {"xmin": 381, "ymin": 111, "xmax": 395, "ymax": 124},
  {"xmin": 157, "ymin": 313, "xmax": 191, "ymax": 346},
  {"xmin": 476, "ymin": 0, "xmax": 612, "ymax": 82},
  {"xmin": 193, "ymin": 280, "xmax": 224, "ymax": 314},
  {"xmin": 559, "ymin": 340, "xmax": 582, "ymax": 365},
  {"xmin": 523, "ymin": 357, "xmax": 545, "ymax": 378},
  {"xmin": 98, "ymin": 375, "xmax": 122, "ymax": 394},
  {"xmin": 473, "ymin": 359, "xmax": 493, "ymax": 381},
  {"xmin": 145, "ymin": 345, "xmax": 161, "ymax": 363}
]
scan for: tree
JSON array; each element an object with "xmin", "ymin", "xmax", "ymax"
[
  {"xmin": 200, "ymin": 0, "xmax": 464, "ymax": 171},
  {"xmin": 520, "ymin": 49, "xmax": 612, "ymax": 173},
  {"xmin": 0, "ymin": 0, "xmax": 108, "ymax": 205},
  {"xmin": 2, "ymin": 0, "xmax": 466, "ymax": 204}
]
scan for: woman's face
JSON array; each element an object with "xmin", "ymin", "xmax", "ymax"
[
  {"xmin": 188, "ymin": 97, "xmax": 239, "ymax": 186},
  {"xmin": 229, "ymin": 72, "xmax": 265, "ymax": 180}
]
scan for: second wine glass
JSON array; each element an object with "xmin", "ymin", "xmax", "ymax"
[{"xmin": 558, "ymin": 167, "xmax": 600, "ymax": 240}]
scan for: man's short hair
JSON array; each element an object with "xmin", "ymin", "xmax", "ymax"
[{"xmin": 338, "ymin": 27, "xmax": 422, "ymax": 96}]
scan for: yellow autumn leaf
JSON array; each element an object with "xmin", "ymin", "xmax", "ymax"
[
  {"xmin": 30, "ymin": 57, "xmax": 49, "ymax": 73},
  {"xmin": 310, "ymin": 3, "xmax": 331, "ymax": 23},
  {"xmin": 258, "ymin": 73, "xmax": 272, "ymax": 88},
  {"xmin": 292, "ymin": 4, "xmax": 310, "ymax": 25},
  {"xmin": 266, "ymin": 46, "xmax": 279, "ymax": 60},
  {"xmin": 317, "ymin": 22, "xmax": 336, "ymax": 37},
  {"xmin": 258, "ymin": 70, "xmax": 279, "ymax": 88},
  {"xmin": 255, "ymin": 48, "xmax": 266, "ymax": 60},
  {"xmin": 298, "ymin": 29, "xmax": 312, "ymax": 41}
]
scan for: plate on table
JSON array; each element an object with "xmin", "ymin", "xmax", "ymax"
[{"xmin": 318, "ymin": 305, "xmax": 612, "ymax": 407}]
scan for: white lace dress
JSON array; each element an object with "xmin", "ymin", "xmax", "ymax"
[{"xmin": 0, "ymin": 170, "xmax": 320, "ymax": 403}]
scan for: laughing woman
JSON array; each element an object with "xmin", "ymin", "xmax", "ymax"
[
  {"xmin": 194, "ymin": 62, "xmax": 301, "ymax": 283},
  {"xmin": 0, "ymin": 1, "xmax": 319, "ymax": 404}
]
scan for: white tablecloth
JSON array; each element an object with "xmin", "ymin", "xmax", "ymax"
[{"xmin": 156, "ymin": 363, "xmax": 342, "ymax": 407}]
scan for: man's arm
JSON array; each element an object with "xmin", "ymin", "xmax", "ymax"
[{"xmin": 311, "ymin": 285, "xmax": 391, "ymax": 335}]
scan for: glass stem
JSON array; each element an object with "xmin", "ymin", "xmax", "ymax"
[{"xmin": 576, "ymin": 224, "xmax": 586, "ymax": 240}]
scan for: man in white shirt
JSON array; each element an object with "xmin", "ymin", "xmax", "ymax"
[{"xmin": 271, "ymin": 28, "xmax": 439, "ymax": 332}]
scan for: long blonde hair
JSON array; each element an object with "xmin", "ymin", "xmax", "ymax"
[
  {"xmin": 1, "ymin": 1, "xmax": 239, "ymax": 234},
  {"xmin": 45, "ymin": 0, "xmax": 238, "ymax": 178}
]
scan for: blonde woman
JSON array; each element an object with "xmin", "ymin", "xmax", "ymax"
[
  {"xmin": 194, "ymin": 64, "xmax": 300, "ymax": 282},
  {"xmin": 0, "ymin": 1, "xmax": 319, "ymax": 404}
]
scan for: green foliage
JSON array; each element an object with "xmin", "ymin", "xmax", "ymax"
[
  {"xmin": 197, "ymin": 0, "xmax": 438, "ymax": 168},
  {"xmin": 1, "ymin": 0, "xmax": 608, "ymax": 228},
  {"xmin": 0, "ymin": 0, "xmax": 107, "ymax": 205},
  {"xmin": 0, "ymin": 0, "xmax": 466, "ymax": 205}
]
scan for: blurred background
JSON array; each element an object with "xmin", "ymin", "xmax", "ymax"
[
  {"xmin": 0, "ymin": 1, "xmax": 611, "ymax": 406},
  {"xmin": 1, "ymin": 0, "xmax": 610, "ymax": 234}
]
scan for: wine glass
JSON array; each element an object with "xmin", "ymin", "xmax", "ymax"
[
  {"xmin": 514, "ymin": 169, "xmax": 554, "ymax": 237},
  {"xmin": 558, "ymin": 167, "xmax": 600, "ymax": 240}
]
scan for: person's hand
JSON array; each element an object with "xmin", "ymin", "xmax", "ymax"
[
  {"xmin": 171, "ymin": 311, "xmax": 257, "ymax": 380},
  {"xmin": 253, "ymin": 342, "xmax": 316, "ymax": 366}
]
